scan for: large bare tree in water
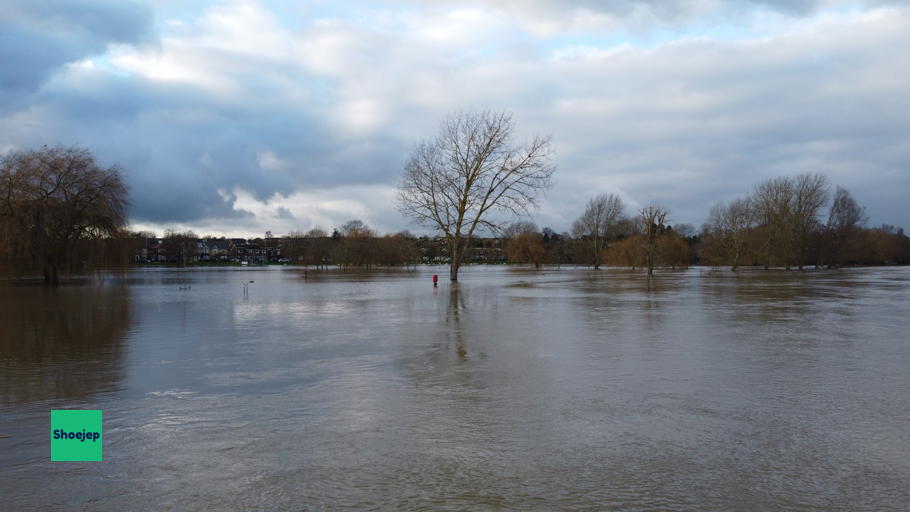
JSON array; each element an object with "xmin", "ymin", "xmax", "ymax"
[
  {"xmin": 397, "ymin": 111, "xmax": 555, "ymax": 281},
  {"xmin": 0, "ymin": 146, "xmax": 128, "ymax": 283}
]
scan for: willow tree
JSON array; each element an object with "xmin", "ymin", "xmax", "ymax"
[
  {"xmin": 0, "ymin": 146, "xmax": 128, "ymax": 283},
  {"xmin": 397, "ymin": 111, "xmax": 555, "ymax": 281}
]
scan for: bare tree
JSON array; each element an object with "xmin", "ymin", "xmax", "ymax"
[
  {"xmin": 752, "ymin": 176, "xmax": 793, "ymax": 269},
  {"xmin": 0, "ymin": 146, "xmax": 128, "ymax": 283},
  {"xmin": 640, "ymin": 205, "xmax": 668, "ymax": 276},
  {"xmin": 161, "ymin": 229, "xmax": 197, "ymax": 266},
  {"xmin": 572, "ymin": 193, "xmax": 625, "ymax": 269},
  {"xmin": 340, "ymin": 219, "xmax": 372, "ymax": 237},
  {"xmin": 824, "ymin": 186, "xmax": 866, "ymax": 267},
  {"xmin": 750, "ymin": 174, "xmax": 828, "ymax": 269},
  {"xmin": 705, "ymin": 198, "xmax": 754, "ymax": 270},
  {"xmin": 335, "ymin": 219, "xmax": 375, "ymax": 268},
  {"xmin": 790, "ymin": 173, "xmax": 828, "ymax": 269},
  {"xmin": 397, "ymin": 110, "xmax": 555, "ymax": 281}
]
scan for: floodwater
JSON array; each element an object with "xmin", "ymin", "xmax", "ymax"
[{"xmin": 1, "ymin": 266, "xmax": 909, "ymax": 511}]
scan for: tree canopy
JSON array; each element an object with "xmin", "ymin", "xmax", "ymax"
[
  {"xmin": 0, "ymin": 146, "xmax": 129, "ymax": 283},
  {"xmin": 397, "ymin": 110, "xmax": 555, "ymax": 281}
]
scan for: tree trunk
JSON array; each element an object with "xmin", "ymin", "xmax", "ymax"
[
  {"xmin": 449, "ymin": 244, "xmax": 462, "ymax": 282},
  {"xmin": 593, "ymin": 233, "xmax": 600, "ymax": 270}
]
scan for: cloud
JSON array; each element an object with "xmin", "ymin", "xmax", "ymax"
[
  {"xmin": 0, "ymin": 0, "xmax": 153, "ymax": 108},
  {"xmin": 131, "ymin": 184, "xmax": 399, "ymax": 238},
  {"xmin": 0, "ymin": 0, "xmax": 908, "ymax": 237}
]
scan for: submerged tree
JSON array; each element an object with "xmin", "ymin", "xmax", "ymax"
[
  {"xmin": 823, "ymin": 186, "xmax": 866, "ymax": 267},
  {"xmin": 0, "ymin": 146, "xmax": 128, "ymax": 283},
  {"xmin": 572, "ymin": 193, "xmax": 625, "ymax": 270},
  {"xmin": 161, "ymin": 229, "xmax": 197, "ymax": 266},
  {"xmin": 751, "ymin": 173, "xmax": 827, "ymax": 269},
  {"xmin": 705, "ymin": 198, "xmax": 754, "ymax": 270},
  {"xmin": 752, "ymin": 176, "xmax": 793, "ymax": 269},
  {"xmin": 397, "ymin": 110, "xmax": 555, "ymax": 281},
  {"xmin": 640, "ymin": 205, "xmax": 668, "ymax": 277},
  {"xmin": 335, "ymin": 219, "xmax": 376, "ymax": 268},
  {"xmin": 789, "ymin": 173, "xmax": 828, "ymax": 269},
  {"xmin": 503, "ymin": 221, "xmax": 545, "ymax": 268}
]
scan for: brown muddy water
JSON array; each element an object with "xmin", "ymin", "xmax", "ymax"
[{"xmin": 1, "ymin": 266, "xmax": 909, "ymax": 511}]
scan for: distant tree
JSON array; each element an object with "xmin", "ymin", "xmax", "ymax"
[
  {"xmin": 501, "ymin": 220, "xmax": 538, "ymax": 240},
  {"xmin": 823, "ymin": 186, "xmax": 866, "ymax": 267},
  {"xmin": 750, "ymin": 173, "xmax": 828, "ymax": 269},
  {"xmin": 672, "ymin": 223, "xmax": 696, "ymax": 239},
  {"xmin": 397, "ymin": 110, "xmax": 555, "ymax": 281},
  {"xmin": 540, "ymin": 227, "xmax": 567, "ymax": 266},
  {"xmin": 752, "ymin": 176, "xmax": 794, "ymax": 269},
  {"xmin": 789, "ymin": 173, "xmax": 828, "ymax": 269},
  {"xmin": 304, "ymin": 227, "xmax": 331, "ymax": 268},
  {"xmin": 640, "ymin": 205, "xmax": 668, "ymax": 276},
  {"xmin": 0, "ymin": 146, "xmax": 128, "ymax": 283},
  {"xmin": 615, "ymin": 216, "xmax": 642, "ymax": 237},
  {"xmin": 282, "ymin": 231, "xmax": 306, "ymax": 263},
  {"xmin": 161, "ymin": 229, "xmax": 197, "ymax": 266},
  {"xmin": 657, "ymin": 233, "xmax": 690, "ymax": 270},
  {"xmin": 340, "ymin": 220, "xmax": 370, "ymax": 237},
  {"xmin": 605, "ymin": 236, "xmax": 644, "ymax": 269},
  {"xmin": 375, "ymin": 233, "xmax": 420, "ymax": 267},
  {"xmin": 705, "ymin": 198, "xmax": 754, "ymax": 270},
  {"xmin": 503, "ymin": 222, "xmax": 545, "ymax": 267},
  {"xmin": 572, "ymin": 193, "xmax": 625, "ymax": 269},
  {"xmin": 335, "ymin": 220, "xmax": 375, "ymax": 268}
]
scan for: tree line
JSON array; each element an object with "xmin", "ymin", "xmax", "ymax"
[
  {"xmin": 699, "ymin": 174, "xmax": 910, "ymax": 269},
  {"xmin": 282, "ymin": 221, "xmax": 420, "ymax": 269},
  {"xmin": 506, "ymin": 175, "xmax": 910, "ymax": 272},
  {"xmin": 3, "ymin": 132, "xmax": 909, "ymax": 283}
]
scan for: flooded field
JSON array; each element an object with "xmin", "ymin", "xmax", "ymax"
[{"xmin": 2, "ymin": 266, "xmax": 909, "ymax": 511}]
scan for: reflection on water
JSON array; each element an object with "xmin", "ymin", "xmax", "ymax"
[
  {"xmin": 0, "ymin": 284, "xmax": 131, "ymax": 405},
  {"xmin": 1, "ymin": 266, "xmax": 910, "ymax": 511}
]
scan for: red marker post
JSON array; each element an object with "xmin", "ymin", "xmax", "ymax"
[{"xmin": 432, "ymin": 274, "xmax": 438, "ymax": 287}]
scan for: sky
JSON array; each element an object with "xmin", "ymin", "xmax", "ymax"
[{"xmin": 1, "ymin": 0, "xmax": 908, "ymax": 237}]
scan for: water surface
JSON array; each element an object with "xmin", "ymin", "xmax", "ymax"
[{"xmin": 1, "ymin": 266, "xmax": 909, "ymax": 511}]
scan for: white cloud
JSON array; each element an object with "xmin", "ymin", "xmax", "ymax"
[
  {"xmin": 3, "ymin": 0, "xmax": 909, "ymax": 235},
  {"xmin": 134, "ymin": 184, "xmax": 399, "ymax": 238}
]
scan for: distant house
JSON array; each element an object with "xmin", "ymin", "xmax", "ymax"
[
  {"xmin": 230, "ymin": 239, "xmax": 268, "ymax": 263},
  {"xmin": 196, "ymin": 238, "xmax": 230, "ymax": 261},
  {"xmin": 208, "ymin": 239, "xmax": 230, "ymax": 261}
]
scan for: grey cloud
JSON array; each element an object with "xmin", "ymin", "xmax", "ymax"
[
  {"xmin": 530, "ymin": 28, "xmax": 910, "ymax": 228},
  {"xmin": 274, "ymin": 207, "xmax": 295, "ymax": 220},
  {"xmin": 7, "ymin": 64, "xmax": 408, "ymax": 223},
  {"xmin": 0, "ymin": 0, "xmax": 153, "ymax": 106},
  {"xmin": 1, "ymin": 1, "xmax": 908, "ymax": 236}
]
